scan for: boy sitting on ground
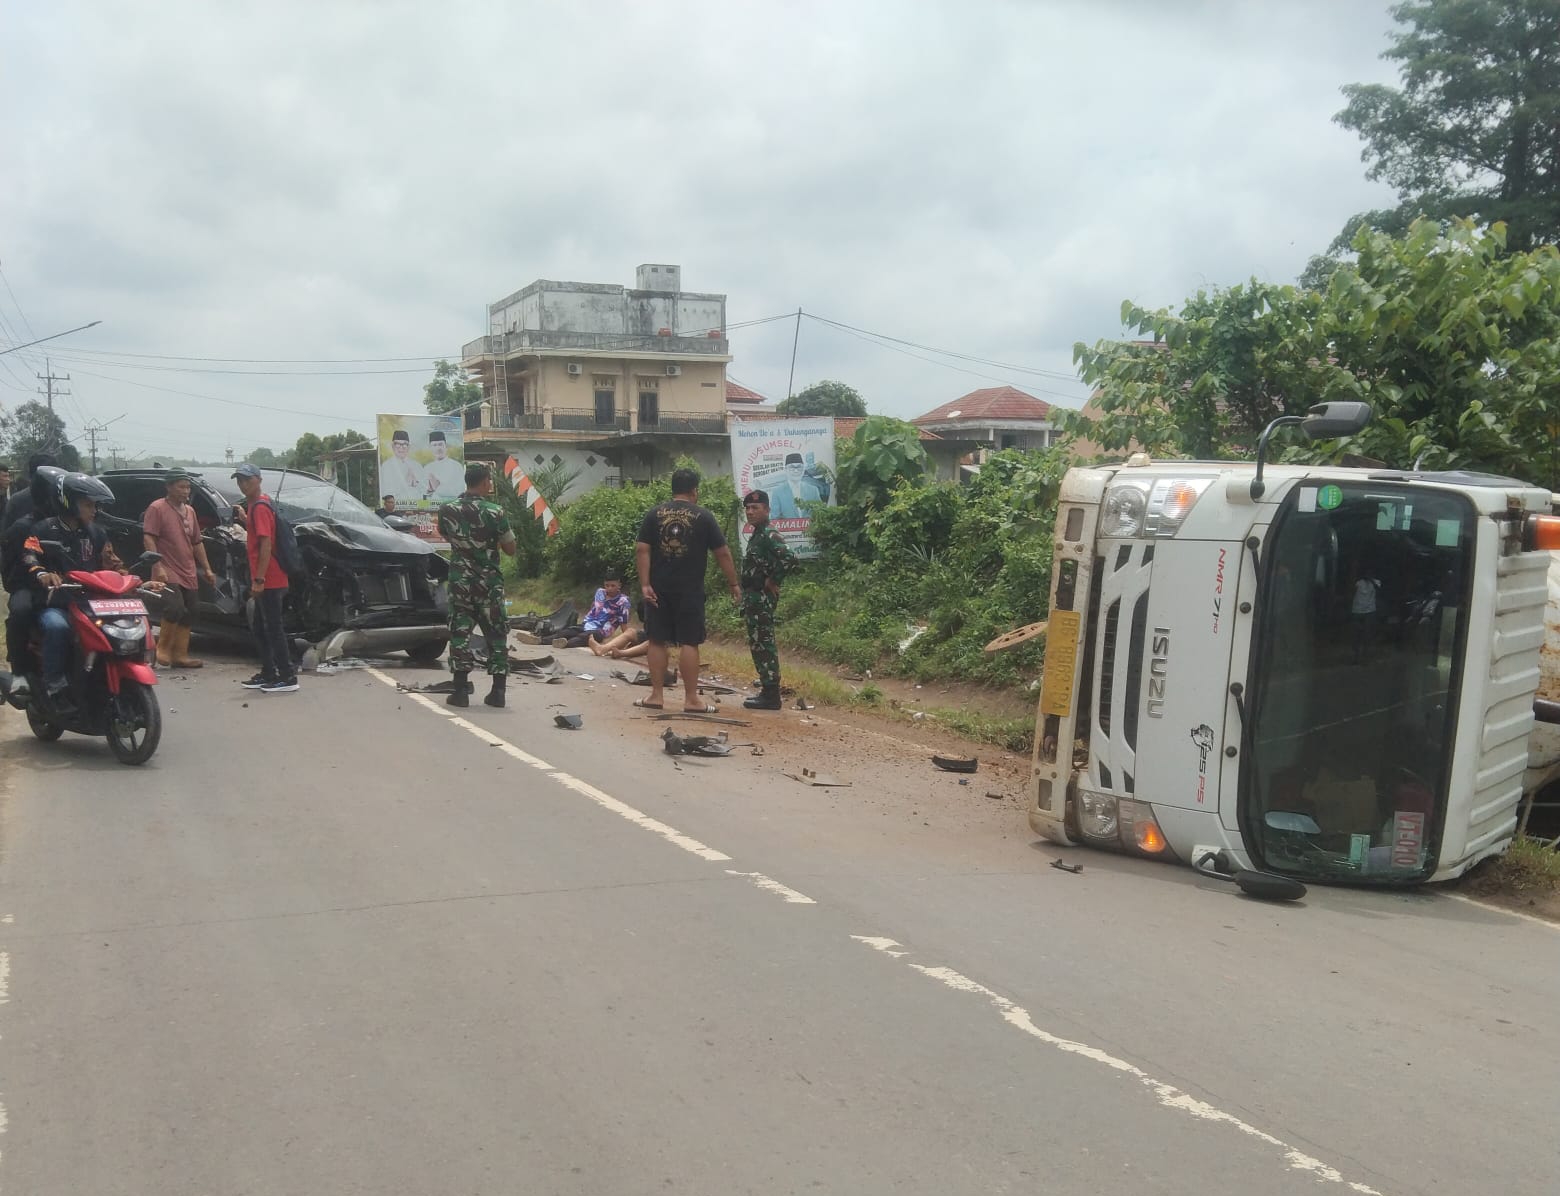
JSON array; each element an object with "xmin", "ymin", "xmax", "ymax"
[{"xmin": 558, "ymin": 568, "xmax": 632, "ymax": 649}]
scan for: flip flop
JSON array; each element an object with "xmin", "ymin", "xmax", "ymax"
[
  {"xmin": 682, "ymin": 703, "xmax": 719, "ymax": 714},
  {"xmin": 633, "ymin": 698, "xmax": 663, "ymax": 710}
]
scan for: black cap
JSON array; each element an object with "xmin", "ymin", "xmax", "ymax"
[
  {"xmin": 231, "ymin": 463, "xmax": 262, "ymax": 480},
  {"xmin": 785, "ymin": 452, "xmax": 804, "ymax": 465},
  {"xmin": 392, "ymin": 429, "xmax": 411, "ymax": 443},
  {"xmin": 744, "ymin": 489, "xmax": 770, "ymax": 506},
  {"xmin": 428, "ymin": 430, "xmax": 446, "ymax": 443}
]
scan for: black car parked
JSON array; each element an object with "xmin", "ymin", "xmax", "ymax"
[{"xmin": 97, "ymin": 468, "xmax": 450, "ymax": 662}]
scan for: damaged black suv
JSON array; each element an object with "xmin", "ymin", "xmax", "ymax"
[{"xmin": 97, "ymin": 468, "xmax": 450, "ymax": 662}]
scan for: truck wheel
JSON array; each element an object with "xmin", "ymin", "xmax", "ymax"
[
  {"xmin": 106, "ymin": 682, "xmax": 161, "ymax": 765},
  {"xmin": 406, "ymin": 640, "xmax": 447, "ymax": 665},
  {"xmin": 26, "ymin": 707, "xmax": 64, "ymax": 742}
]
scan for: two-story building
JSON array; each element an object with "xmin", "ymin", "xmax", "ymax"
[
  {"xmin": 460, "ymin": 265, "xmax": 733, "ymax": 496},
  {"xmin": 911, "ymin": 385, "xmax": 1059, "ymax": 457}
]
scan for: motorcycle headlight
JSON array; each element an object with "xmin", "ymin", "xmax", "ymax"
[{"xmin": 103, "ymin": 622, "xmax": 146, "ymax": 656}]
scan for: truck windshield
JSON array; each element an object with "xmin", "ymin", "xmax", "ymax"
[{"xmin": 1243, "ymin": 483, "xmax": 1473, "ymax": 883}]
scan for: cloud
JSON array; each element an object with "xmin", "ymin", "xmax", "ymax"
[{"xmin": 0, "ymin": 0, "xmax": 1401, "ymax": 458}]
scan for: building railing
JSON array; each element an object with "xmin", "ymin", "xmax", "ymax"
[
  {"xmin": 551, "ymin": 408, "xmax": 631, "ymax": 432},
  {"xmin": 462, "ymin": 329, "xmax": 729, "ymax": 360},
  {"xmin": 639, "ymin": 411, "xmax": 726, "ymax": 434}
]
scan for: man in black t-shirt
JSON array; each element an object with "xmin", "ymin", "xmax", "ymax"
[{"xmin": 635, "ymin": 468, "xmax": 740, "ymax": 713}]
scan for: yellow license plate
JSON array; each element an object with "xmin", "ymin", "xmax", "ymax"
[{"xmin": 1039, "ymin": 609, "xmax": 1082, "ymax": 717}]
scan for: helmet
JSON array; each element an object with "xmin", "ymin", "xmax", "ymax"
[
  {"xmin": 55, "ymin": 472, "xmax": 115, "ymax": 519},
  {"xmin": 30, "ymin": 466, "xmax": 66, "ymax": 512}
]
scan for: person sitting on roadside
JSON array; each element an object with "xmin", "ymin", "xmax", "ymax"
[{"xmin": 559, "ymin": 569, "xmax": 632, "ymax": 650}]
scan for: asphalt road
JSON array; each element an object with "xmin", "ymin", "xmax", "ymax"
[{"xmin": 1, "ymin": 651, "xmax": 1555, "ymax": 1195}]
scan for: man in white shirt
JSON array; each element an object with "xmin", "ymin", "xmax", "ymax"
[
  {"xmin": 423, "ymin": 431, "xmax": 466, "ymax": 500},
  {"xmin": 1351, "ymin": 573, "xmax": 1381, "ymax": 663},
  {"xmin": 382, "ymin": 430, "xmax": 426, "ymax": 504}
]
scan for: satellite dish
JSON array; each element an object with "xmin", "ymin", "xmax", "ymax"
[{"xmin": 946, "ymin": 409, "xmax": 962, "ymax": 419}]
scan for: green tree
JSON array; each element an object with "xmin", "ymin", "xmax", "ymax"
[
  {"xmin": 775, "ymin": 380, "xmax": 868, "ymax": 418},
  {"xmin": 1066, "ymin": 282, "xmax": 1341, "ymax": 460},
  {"xmin": 0, "ymin": 400, "xmax": 81, "ymax": 471},
  {"xmin": 1330, "ymin": 0, "xmax": 1560, "ymax": 255},
  {"xmin": 423, "ymin": 359, "xmax": 481, "ymax": 415},
  {"xmin": 246, "ymin": 446, "xmax": 287, "ymax": 467},
  {"xmin": 1071, "ymin": 219, "xmax": 1560, "ymax": 487}
]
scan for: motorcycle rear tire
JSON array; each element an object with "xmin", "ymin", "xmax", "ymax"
[
  {"xmin": 106, "ymin": 682, "xmax": 161, "ymax": 765},
  {"xmin": 26, "ymin": 706, "xmax": 64, "ymax": 742}
]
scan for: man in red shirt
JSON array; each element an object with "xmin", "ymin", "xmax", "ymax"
[
  {"xmin": 232, "ymin": 464, "xmax": 297, "ymax": 693},
  {"xmin": 143, "ymin": 469, "xmax": 217, "ymax": 669}
]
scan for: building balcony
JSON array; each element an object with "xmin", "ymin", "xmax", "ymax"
[
  {"xmin": 464, "ymin": 405, "xmax": 725, "ymax": 437},
  {"xmin": 552, "ymin": 408, "xmax": 631, "ymax": 432},
  {"xmin": 639, "ymin": 411, "xmax": 726, "ymax": 434},
  {"xmin": 462, "ymin": 328, "xmax": 730, "ymax": 361}
]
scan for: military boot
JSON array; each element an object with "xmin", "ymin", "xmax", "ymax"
[
  {"xmin": 484, "ymin": 675, "xmax": 507, "ymax": 708},
  {"xmin": 447, "ymin": 670, "xmax": 471, "ymax": 707},
  {"xmin": 743, "ymin": 685, "xmax": 783, "ymax": 711}
]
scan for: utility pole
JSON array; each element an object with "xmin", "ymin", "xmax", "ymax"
[
  {"xmin": 786, "ymin": 307, "xmax": 802, "ymax": 402},
  {"xmin": 109, "ymin": 444, "xmax": 124, "ymax": 470},
  {"xmin": 36, "ymin": 357, "xmax": 71, "ymax": 452},
  {"xmin": 82, "ymin": 415, "xmax": 124, "ymax": 473}
]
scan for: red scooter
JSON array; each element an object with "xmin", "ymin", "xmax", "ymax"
[{"xmin": 0, "ymin": 554, "xmax": 163, "ymax": 765}]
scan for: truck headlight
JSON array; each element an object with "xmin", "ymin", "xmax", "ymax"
[
  {"xmin": 1078, "ymin": 792, "xmax": 1119, "ymax": 839},
  {"xmin": 1119, "ymin": 799, "xmax": 1175, "ymax": 857},
  {"xmin": 1100, "ymin": 484, "xmax": 1149, "ymax": 538},
  {"xmin": 1101, "ymin": 478, "xmax": 1214, "ymax": 538}
]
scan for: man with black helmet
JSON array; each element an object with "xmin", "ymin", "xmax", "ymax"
[
  {"xmin": 2, "ymin": 462, "xmax": 64, "ymax": 672},
  {"xmin": 17, "ymin": 472, "xmax": 155, "ymax": 705}
]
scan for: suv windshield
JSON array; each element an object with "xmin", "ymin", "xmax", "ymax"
[
  {"xmin": 1243, "ymin": 482, "xmax": 1474, "ymax": 883},
  {"xmin": 256, "ymin": 471, "xmax": 382, "ymax": 528}
]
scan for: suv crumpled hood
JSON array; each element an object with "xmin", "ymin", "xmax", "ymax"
[{"xmin": 295, "ymin": 517, "xmax": 440, "ymax": 557}]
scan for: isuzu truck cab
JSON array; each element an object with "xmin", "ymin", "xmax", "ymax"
[{"xmin": 1028, "ymin": 403, "xmax": 1556, "ymax": 886}]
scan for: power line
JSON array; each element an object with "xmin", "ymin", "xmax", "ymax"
[
  {"xmin": 802, "ymin": 311, "xmax": 1086, "ymax": 384},
  {"xmin": 67, "ymin": 366, "xmax": 378, "ymax": 424}
]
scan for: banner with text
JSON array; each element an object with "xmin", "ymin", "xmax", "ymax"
[
  {"xmin": 729, "ymin": 418, "xmax": 837, "ymax": 559},
  {"xmin": 376, "ymin": 413, "xmax": 465, "ymax": 546}
]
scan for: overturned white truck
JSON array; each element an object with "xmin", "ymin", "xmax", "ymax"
[{"xmin": 1027, "ymin": 402, "xmax": 1558, "ymax": 886}]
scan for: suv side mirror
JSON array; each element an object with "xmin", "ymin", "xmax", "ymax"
[
  {"xmin": 383, "ymin": 515, "xmax": 416, "ymax": 534},
  {"xmin": 1300, "ymin": 401, "xmax": 1373, "ymax": 441}
]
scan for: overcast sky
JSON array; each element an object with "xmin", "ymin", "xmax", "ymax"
[{"xmin": 0, "ymin": 0, "xmax": 1403, "ymax": 464}]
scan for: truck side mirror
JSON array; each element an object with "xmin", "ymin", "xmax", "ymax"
[{"xmin": 1300, "ymin": 401, "xmax": 1373, "ymax": 442}]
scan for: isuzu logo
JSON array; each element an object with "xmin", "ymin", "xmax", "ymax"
[{"xmin": 1148, "ymin": 626, "xmax": 1170, "ymax": 718}]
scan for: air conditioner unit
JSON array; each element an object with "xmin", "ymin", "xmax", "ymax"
[
  {"xmin": 664, "ymin": 364, "xmax": 682, "ymax": 377},
  {"xmin": 567, "ymin": 363, "xmax": 583, "ymax": 376}
]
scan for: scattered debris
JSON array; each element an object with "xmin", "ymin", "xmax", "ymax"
[
  {"xmin": 615, "ymin": 668, "xmax": 678, "ymax": 687},
  {"xmin": 554, "ymin": 713, "xmax": 583, "ymax": 730},
  {"xmin": 932, "ymin": 754, "xmax": 979, "ymax": 774},
  {"xmin": 984, "ymin": 620, "xmax": 1048, "ymax": 654},
  {"xmin": 507, "ymin": 601, "xmax": 576, "ymax": 635},
  {"xmin": 316, "ymin": 656, "xmax": 371, "ymax": 674},
  {"xmin": 786, "ymin": 767, "xmax": 852, "ymax": 788},
  {"xmin": 397, "ymin": 679, "xmax": 462, "ymax": 694},
  {"xmin": 577, "ymin": 673, "xmax": 596, "ymax": 681},
  {"xmin": 898, "ymin": 624, "xmax": 929, "ymax": 652},
  {"xmin": 696, "ymin": 677, "xmax": 741, "ymax": 696},
  {"xmin": 661, "ymin": 729, "xmax": 733, "ymax": 757},
  {"xmin": 1050, "ymin": 858, "xmax": 1084, "ymax": 875},
  {"xmin": 986, "ymin": 791, "xmax": 1005, "ymax": 800},
  {"xmin": 510, "ymin": 653, "xmax": 563, "ymax": 679},
  {"xmin": 958, "ymin": 779, "xmax": 969, "ymax": 786},
  {"xmin": 650, "ymin": 712, "xmax": 750, "ymax": 727},
  {"xmin": 794, "ymin": 697, "xmax": 812, "ymax": 711}
]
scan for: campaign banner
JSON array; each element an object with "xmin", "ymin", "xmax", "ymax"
[
  {"xmin": 729, "ymin": 417, "xmax": 836, "ymax": 559},
  {"xmin": 377, "ymin": 413, "xmax": 466, "ymax": 510}
]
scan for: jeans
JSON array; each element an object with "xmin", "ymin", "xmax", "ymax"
[
  {"xmin": 250, "ymin": 588, "xmax": 292, "ymax": 682},
  {"xmin": 39, "ymin": 607, "xmax": 71, "ymax": 687}
]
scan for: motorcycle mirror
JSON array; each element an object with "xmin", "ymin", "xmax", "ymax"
[
  {"xmin": 1233, "ymin": 870, "xmax": 1308, "ymax": 902},
  {"xmin": 137, "ymin": 552, "xmax": 162, "ymax": 566}
]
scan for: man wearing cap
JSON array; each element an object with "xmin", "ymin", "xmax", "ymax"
[
  {"xmin": 423, "ymin": 430, "xmax": 465, "ymax": 500},
  {"xmin": 768, "ymin": 452, "xmax": 824, "ymax": 519},
  {"xmin": 382, "ymin": 429, "xmax": 426, "ymax": 504},
  {"xmin": 143, "ymin": 469, "xmax": 217, "ymax": 668},
  {"xmin": 739, "ymin": 489, "xmax": 799, "ymax": 710},
  {"xmin": 232, "ymin": 463, "xmax": 297, "ymax": 694}
]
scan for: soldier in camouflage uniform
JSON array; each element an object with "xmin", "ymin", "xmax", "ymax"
[
  {"xmin": 740, "ymin": 489, "xmax": 799, "ymax": 711},
  {"xmin": 436, "ymin": 462, "xmax": 516, "ymax": 708}
]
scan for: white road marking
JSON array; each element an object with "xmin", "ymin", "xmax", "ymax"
[
  {"xmin": 726, "ymin": 871, "xmax": 816, "ymax": 904},
  {"xmin": 848, "ymin": 937, "xmax": 1381, "ymax": 1195},
  {"xmin": 1444, "ymin": 892, "xmax": 1560, "ymax": 932},
  {"xmin": 367, "ymin": 668, "xmax": 728, "ymax": 863}
]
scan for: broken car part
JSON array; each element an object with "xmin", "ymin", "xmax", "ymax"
[
  {"xmin": 554, "ymin": 713, "xmax": 583, "ymax": 730},
  {"xmin": 932, "ymin": 755, "xmax": 979, "ymax": 774},
  {"xmin": 786, "ymin": 767, "xmax": 851, "ymax": 788},
  {"xmin": 984, "ymin": 620, "xmax": 1048, "ymax": 654},
  {"xmin": 1050, "ymin": 858, "xmax": 1083, "ymax": 874}
]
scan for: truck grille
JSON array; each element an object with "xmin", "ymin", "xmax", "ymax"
[{"xmin": 1091, "ymin": 543, "xmax": 1154, "ymax": 795}]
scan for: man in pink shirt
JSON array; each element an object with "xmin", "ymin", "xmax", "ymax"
[{"xmin": 142, "ymin": 469, "xmax": 216, "ymax": 669}]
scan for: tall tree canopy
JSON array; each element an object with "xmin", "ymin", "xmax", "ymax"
[
  {"xmin": 423, "ymin": 359, "xmax": 481, "ymax": 415},
  {"xmin": 775, "ymin": 380, "xmax": 868, "ymax": 418},
  {"xmin": 1068, "ymin": 219, "xmax": 1560, "ymax": 487},
  {"xmin": 1332, "ymin": 0, "xmax": 1560, "ymax": 254},
  {"xmin": 0, "ymin": 400, "xmax": 82, "ymax": 471}
]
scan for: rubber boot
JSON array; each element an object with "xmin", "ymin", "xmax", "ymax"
[
  {"xmin": 744, "ymin": 684, "xmax": 783, "ymax": 711},
  {"xmin": 155, "ymin": 625, "xmax": 173, "ymax": 669},
  {"xmin": 447, "ymin": 670, "xmax": 471, "ymax": 707},
  {"xmin": 484, "ymin": 675, "xmax": 507, "ymax": 708},
  {"xmin": 172, "ymin": 624, "xmax": 204, "ymax": 669}
]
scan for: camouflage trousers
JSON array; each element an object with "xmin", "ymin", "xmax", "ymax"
[
  {"xmin": 449, "ymin": 573, "xmax": 507, "ymax": 677},
  {"xmin": 742, "ymin": 591, "xmax": 780, "ymax": 689}
]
